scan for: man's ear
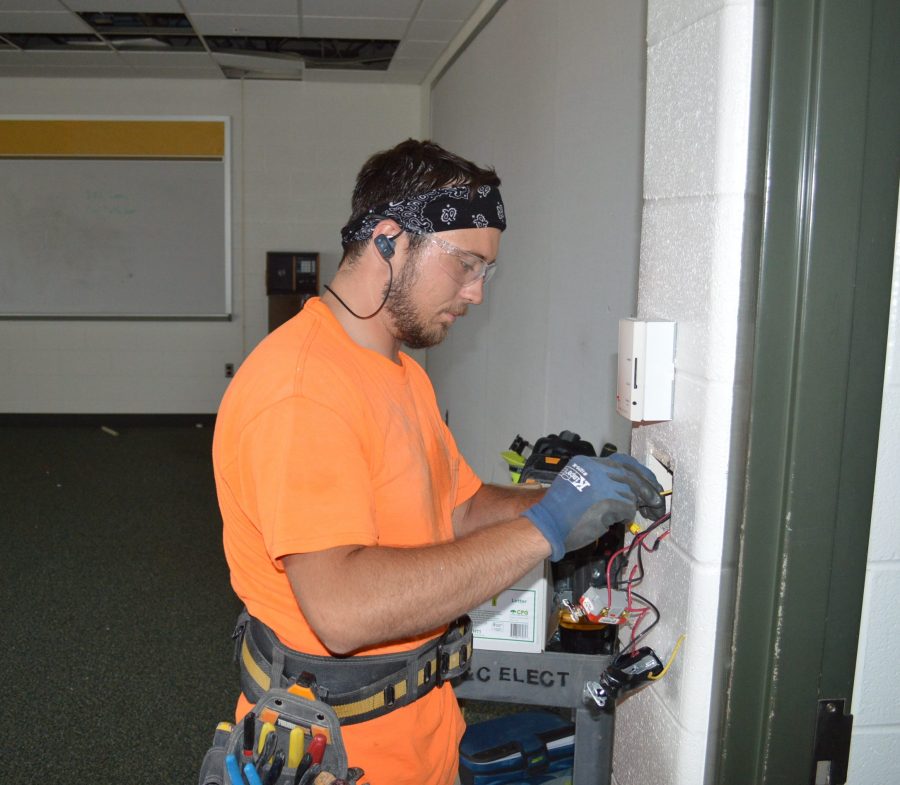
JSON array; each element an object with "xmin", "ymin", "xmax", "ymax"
[{"xmin": 371, "ymin": 218, "xmax": 403, "ymax": 241}]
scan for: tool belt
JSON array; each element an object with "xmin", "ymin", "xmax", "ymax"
[{"xmin": 233, "ymin": 609, "xmax": 473, "ymax": 726}]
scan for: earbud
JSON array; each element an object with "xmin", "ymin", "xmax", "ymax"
[
  {"xmin": 326, "ymin": 223, "xmax": 401, "ymax": 321},
  {"xmin": 373, "ymin": 234, "xmax": 396, "ymax": 260}
]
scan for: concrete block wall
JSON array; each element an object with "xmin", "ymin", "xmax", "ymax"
[
  {"xmin": 615, "ymin": 2, "xmax": 767, "ymax": 784},
  {"xmin": 847, "ymin": 195, "xmax": 900, "ymax": 785},
  {"xmin": 0, "ymin": 78, "xmax": 421, "ymax": 414}
]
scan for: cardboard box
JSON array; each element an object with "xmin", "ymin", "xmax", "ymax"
[{"xmin": 470, "ymin": 560, "xmax": 554, "ymax": 653}]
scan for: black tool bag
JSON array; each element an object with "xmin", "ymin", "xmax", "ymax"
[{"xmin": 518, "ymin": 430, "xmax": 602, "ymax": 485}]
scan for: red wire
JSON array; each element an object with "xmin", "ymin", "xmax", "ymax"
[
  {"xmin": 601, "ymin": 512, "xmax": 672, "ymax": 651},
  {"xmin": 606, "ymin": 539, "xmax": 639, "ymax": 605},
  {"xmin": 625, "ymin": 562, "xmax": 651, "ymax": 650},
  {"xmin": 626, "ymin": 563, "xmax": 640, "ymax": 610},
  {"xmin": 601, "ymin": 513, "xmax": 671, "ymax": 646},
  {"xmin": 629, "ymin": 608, "xmax": 649, "ymax": 651},
  {"xmin": 641, "ymin": 529, "xmax": 671, "ymax": 551}
]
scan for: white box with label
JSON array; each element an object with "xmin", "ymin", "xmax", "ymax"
[
  {"xmin": 470, "ymin": 559, "xmax": 554, "ymax": 653},
  {"xmin": 617, "ymin": 318, "xmax": 676, "ymax": 422}
]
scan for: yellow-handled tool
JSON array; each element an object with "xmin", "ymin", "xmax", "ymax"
[{"xmin": 288, "ymin": 726, "xmax": 306, "ymax": 769}]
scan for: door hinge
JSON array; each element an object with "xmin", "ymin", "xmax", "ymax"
[{"xmin": 810, "ymin": 699, "xmax": 853, "ymax": 785}]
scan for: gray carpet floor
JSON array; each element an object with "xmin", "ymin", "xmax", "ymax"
[{"xmin": 0, "ymin": 421, "xmax": 242, "ymax": 785}]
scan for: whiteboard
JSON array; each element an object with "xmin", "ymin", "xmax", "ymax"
[{"xmin": 0, "ymin": 157, "xmax": 229, "ymax": 318}]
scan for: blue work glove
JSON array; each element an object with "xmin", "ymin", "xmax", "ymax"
[{"xmin": 523, "ymin": 454, "xmax": 665, "ymax": 562}]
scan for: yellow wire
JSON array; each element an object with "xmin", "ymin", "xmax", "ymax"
[
  {"xmin": 647, "ymin": 634, "xmax": 686, "ymax": 680},
  {"xmin": 660, "ymin": 489, "xmax": 673, "ymax": 496}
]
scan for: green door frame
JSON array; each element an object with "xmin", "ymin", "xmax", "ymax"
[{"xmin": 717, "ymin": 1, "xmax": 900, "ymax": 784}]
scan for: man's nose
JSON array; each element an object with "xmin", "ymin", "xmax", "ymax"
[{"xmin": 460, "ymin": 277, "xmax": 485, "ymax": 304}]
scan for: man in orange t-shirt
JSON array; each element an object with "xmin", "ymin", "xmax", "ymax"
[{"xmin": 212, "ymin": 140, "xmax": 664, "ymax": 785}]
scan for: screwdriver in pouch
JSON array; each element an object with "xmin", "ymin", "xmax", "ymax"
[
  {"xmin": 256, "ymin": 722, "xmax": 277, "ymax": 765},
  {"xmin": 307, "ymin": 734, "xmax": 327, "ymax": 765},
  {"xmin": 288, "ymin": 727, "xmax": 306, "ymax": 769},
  {"xmin": 243, "ymin": 761, "xmax": 264, "ymax": 785},
  {"xmin": 242, "ymin": 713, "xmax": 256, "ymax": 760},
  {"xmin": 263, "ymin": 750, "xmax": 285, "ymax": 785},
  {"xmin": 225, "ymin": 754, "xmax": 245, "ymax": 785},
  {"xmin": 292, "ymin": 752, "xmax": 313, "ymax": 785}
]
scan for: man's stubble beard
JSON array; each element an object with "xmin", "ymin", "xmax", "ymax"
[{"xmin": 383, "ymin": 250, "xmax": 449, "ymax": 350}]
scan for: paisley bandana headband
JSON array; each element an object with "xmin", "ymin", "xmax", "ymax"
[{"xmin": 340, "ymin": 184, "xmax": 507, "ymax": 248}]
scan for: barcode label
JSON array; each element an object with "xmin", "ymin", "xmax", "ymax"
[{"xmin": 509, "ymin": 623, "xmax": 529, "ymax": 639}]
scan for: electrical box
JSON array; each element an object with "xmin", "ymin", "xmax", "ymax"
[
  {"xmin": 266, "ymin": 251, "xmax": 319, "ymax": 333},
  {"xmin": 266, "ymin": 251, "xmax": 319, "ymax": 295},
  {"xmin": 617, "ymin": 319, "xmax": 676, "ymax": 422}
]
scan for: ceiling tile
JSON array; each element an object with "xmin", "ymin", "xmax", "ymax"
[
  {"xmin": 303, "ymin": 68, "xmax": 386, "ymax": 84},
  {"xmin": 416, "ymin": 0, "xmax": 481, "ymax": 22},
  {"xmin": 0, "ymin": 64, "xmax": 134, "ymax": 77},
  {"xmin": 0, "ymin": 49, "xmax": 118, "ymax": 65},
  {"xmin": 115, "ymin": 50, "xmax": 218, "ymax": 68},
  {"xmin": 130, "ymin": 66, "xmax": 225, "ymax": 79},
  {"xmin": 406, "ymin": 18, "xmax": 460, "ymax": 41},
  {"xmin": 189, "ymin": 14, "xmax": 299, "ymax": 37},
  {"xmin": 64, "ymin": 0, "xmax": 185, "ymax": 10},
  {"xmin": 380, "ymin": 70, "xmax": 425, "ymax": 84},
  {"xmin": 211, "ymin": 51, "xmax": 305, "ymax": 76},
  {"xmin": 301, "ymin": 16, "xmax": 407, "ymax": 39},
  {"xmin": 0, "ymin": 0, "xmax": 472, "ymax": 81},
  {"xmin": 387, "ymin": 56, "xmax": 433, "ymax": 72},
  {"xmin": 303, "ymin": 0, "xmax": 419, "ymax": 18},
  {"xmin": 0, "ymin": 11, "xmax": 93, "ymax": 33},
  {"xmin": 0, "ymin": 1, "xmax": 68, "ymax": 10},
  {"xmin": 393, "ymin": 39, "xmax": 446, "ymax": 59},
  {"xmin": 181, "ymin": 1, "xmax": 300, "ymax": 14}
]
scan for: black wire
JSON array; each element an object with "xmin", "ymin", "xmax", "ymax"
[
  {"xmin": 627, "ymin": 589, "xmax": 661, "ymax": 649},
  {"xmin": 609, "ymin": 511, "xmax": 670, "ymax": 655},
  {"xmin": 632, "ymin": 542, "xmax": 646, "ymax": 588},
  {"xmin": 612, "ymin": 512, "xmax": 670, "ymax": 590},
  {"xmin": 641, "ymin": 511, "xmax": 671, "ymax": 537},
  {"xmin": 324, "ymin": 222, "xmax": 402, "ymax": 320},
  {"xmin": 323, "ymin": 275, "xmax": 391, "ymax": 320},
  {"xmin": 613, "ymin": 544, "xmax": 642, "ymax": 591}
]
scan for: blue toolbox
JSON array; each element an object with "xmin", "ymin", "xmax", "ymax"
[{"xmin": 459, "ymin": 711, "xmax": 574, "ymax": 785}]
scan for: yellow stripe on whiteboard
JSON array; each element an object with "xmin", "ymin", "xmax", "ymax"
[{"xmin": 0, "ymin": 120, "xmax": 225, "ymax": 159}]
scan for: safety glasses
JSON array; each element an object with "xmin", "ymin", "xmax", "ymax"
[{"xmin": 424, "ymin": 234, "xmax": 497, "ymax": 287}]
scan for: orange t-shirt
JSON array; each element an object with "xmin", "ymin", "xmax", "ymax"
[{"xmin": 212, "ymin": 298, "xmax": 482, "ymax": 785}]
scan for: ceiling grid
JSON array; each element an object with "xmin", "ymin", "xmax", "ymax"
[{"xmin": 0, "ymin": 0, "xmax": 484, "ymax": 82}]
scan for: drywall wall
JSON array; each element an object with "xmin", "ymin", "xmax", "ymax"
[
  {"xmin": 428, "ymin": 1, "xmax": 769, "ymax": 782},
  {"xmin": 0, "ymin": 77, "xmax": 421, "ymax": 413},
  {"xmin": 427, "ymin": 0, "xmax": 645, "ymax": 482}
]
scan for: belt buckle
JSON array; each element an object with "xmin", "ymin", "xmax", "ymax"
[
  {"xmin": 434, "ymin": 616, "xmax": 472, "ymax": 687},
  {"xmin": 434, "ymin": 643, "xmax": 450, "ymax": 687}
]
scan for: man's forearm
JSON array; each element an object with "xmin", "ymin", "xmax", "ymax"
[
  {"xmin": 284, "ymin": 516, "xmax": 550, "ymax": 654},
  {"xmin": 453, "ymin": 482, "xmax": 546, "ymax": 537}
]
